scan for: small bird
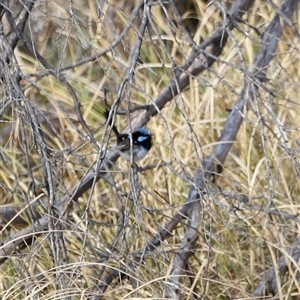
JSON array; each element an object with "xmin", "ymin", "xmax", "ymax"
[{"xmin": 105, "ymin": 109, "xmax": 152, "ymax": 162}]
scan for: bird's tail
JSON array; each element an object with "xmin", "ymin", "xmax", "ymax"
[{"xmin": 104, "ymin": 109, "xmax": 120, "ymax": 137}]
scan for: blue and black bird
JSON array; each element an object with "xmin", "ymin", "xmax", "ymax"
[{"xmin": 105, "ymin": 109, "xmax": 152, "ymax": 162}]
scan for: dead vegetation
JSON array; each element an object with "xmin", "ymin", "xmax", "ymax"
[{"xmin": 1, "ymin": 0, "xmax": 300, "ymax": 299}]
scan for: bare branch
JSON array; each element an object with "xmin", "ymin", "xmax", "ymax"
[{"xmin": 166, "ymin": 0, "xmax": 300, "ymax": 298}]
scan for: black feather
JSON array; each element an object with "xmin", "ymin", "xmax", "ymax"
[{"xmin": 104, "ymin": 109, "xmax": 120, "ymax": 137}]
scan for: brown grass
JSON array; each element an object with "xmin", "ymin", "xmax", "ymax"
[{"xmin": 1, "ymin": 0, "xmax": 300, "ymax": 299}]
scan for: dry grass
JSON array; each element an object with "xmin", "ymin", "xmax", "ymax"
[{"xmin": 1, "ymin": 0, "xmax": 300, "ymax": 299}]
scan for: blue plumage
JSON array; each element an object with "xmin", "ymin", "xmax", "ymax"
[{"xmin": 117, "ymin": 128, "xmax": 152, "ymax": 162}]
